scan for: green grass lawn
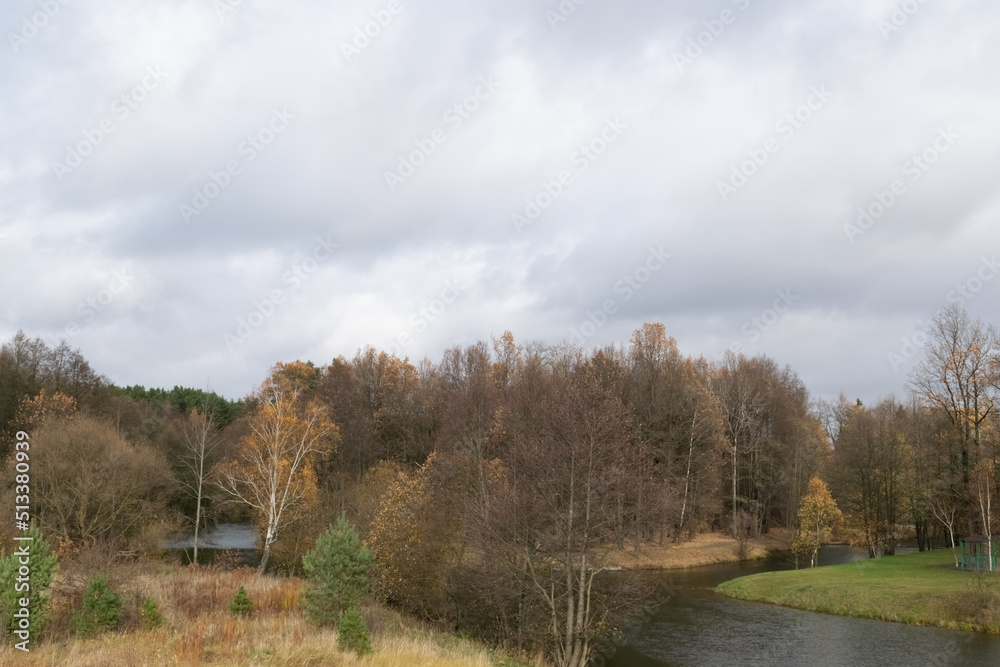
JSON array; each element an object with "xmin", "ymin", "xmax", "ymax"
[{"xmin": 716, "ymin": 549, "xmax": 1000, "ymax": 632}]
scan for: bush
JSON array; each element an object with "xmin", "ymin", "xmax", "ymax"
[
  {"xmin": 953, "ymin": 571, "xmax": 1000, "ymax": 629},
  {"xmin": 228, "ymin": 586, "xmax": 253, "ymax": 616},
  {"xmin": 337, "ymin": 606, "xmax": 372, "ymax": 656},
  {"xmin": 301, "ymin": 514, "xmax": 373, "ymax": 627},
  {"xmin": 72, "ymin": 575, "xmax": 122, "ymax": 637},
  {"xmin": 26, "ymin": 416, "xmax": 176, "ymax": 549},
  {"xmin": 139, "ymin": 596, "xmax": 164, "ymax": 629},
  {"xmin": 0, "ymin": 523, "xmax": 59, "ymax": 648}
]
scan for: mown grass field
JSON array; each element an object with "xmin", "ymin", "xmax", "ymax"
[
  {"xmin": 0, "ymin": 565, "xmax": 539, "ymax": 666},
  {"xmin": 716, "ymin": 549, "xmax": 1000, "ymax": 632}
]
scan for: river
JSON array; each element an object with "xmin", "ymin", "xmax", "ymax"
[
  {"xmin": 602, "ymin": 545, "xmax": 1000, "ymax": 667},
  {"xmin": 163, "ymin": 522, "xmax": 260, "ymax": 567}
]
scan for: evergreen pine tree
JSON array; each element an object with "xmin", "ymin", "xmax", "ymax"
[
  {"xmin": 228, "ymin": 586, "xmax": 253, "ymax": 616},
  {"xmin": 301, "ymin": 514, "xmax": 373, "ymax": 627},
  {"xmin": 337, "ymin": 607, "xmax": 372, "ymax": 656},
  {"xmin": 72, "ymin": 575, "xmax": 122, "ymax": 637},
  {"xmin": 0, "ymin": 523, "xmax": 59, "ymax": 648}
]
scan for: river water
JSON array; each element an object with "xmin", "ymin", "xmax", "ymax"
[
  {"xmin": 602, "ymin": 546, "xmax": 1000, "ymax": 667},
  {"xmin": 163, "ymin": 523, "xmax": 260, "ymax": 567}
]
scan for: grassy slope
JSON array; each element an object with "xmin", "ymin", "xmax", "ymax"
[
  {"xmin": 2, "ymin": 620, "xmax": 522, "ymax": 667},
  {"xmin": 716, "ymin": 549, "xmax": 1000, "ymax": 632},
  {"xmin": 0, "ymin": 564, "xmax": 538, "ymax": 666}
]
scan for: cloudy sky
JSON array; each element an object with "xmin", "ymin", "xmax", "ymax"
[{"xmin": 3, "ymin": 0, "xmax": 999, "ymax": 403}]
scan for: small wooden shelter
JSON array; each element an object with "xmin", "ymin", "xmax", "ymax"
[{"xmin": 960, "ymin": 535, "xmax": 999, "ymax": 571}]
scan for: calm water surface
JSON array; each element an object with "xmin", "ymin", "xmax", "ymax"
[
  {"xmin": 164, "ymin": 522, "xmax": 259, "ymax": 566},
  {"xmin": 603, "ymin": 546, "xmax": 1000, "ymax": 667}
]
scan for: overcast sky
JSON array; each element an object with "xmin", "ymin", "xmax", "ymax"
[{"xmin": 3, "ymin": 0, "xmax": 999, "ymax": 403}]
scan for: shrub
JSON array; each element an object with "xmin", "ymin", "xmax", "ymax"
[
  {"xmin": 0, "ymin": 523, "xmax": 59, "ymax": 648},
  {"xmin": 27, "ymin": 416, "xmax": 176, "ymax": 549},
  {"xmin": 337, "ymin": 607, "xmax": 372, "ymax": 656},
  {"xmin": 301, "ymin": 514, "xmax": 373, "ymax": 627},
  {"xmin": 228, "ymin": 586, "xmax": 253, "ymax": 616},
  {"xmin": 72, "ymin": 575, "xmax": 122, "ymax": 637},
  {"xmin": 139, "ymin": 596, "xmax": 164, "ymax": 629}
]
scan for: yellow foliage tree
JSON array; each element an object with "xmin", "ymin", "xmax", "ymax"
[
  {"xmin": 219, "ymin": 362, "xmax": 338, "ymax": 573},
  {"xmin": 15, "ymin": 389, "xmax": 77, "ymax": 430},
  {"xmin": 791, "ymin": 477, "xmax": 841, "ymax": 568},
  {"xmin": 366, "ymin": 456, "xmax": 455, "ymax": 619}
]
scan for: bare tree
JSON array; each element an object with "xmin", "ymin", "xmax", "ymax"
[
  {"xmin": 909, "ymin": 305, "xmax": 999, "ymax": 489},
  {"xmin": 488, "ymin": 373, "xmax": 642, "ymax": 667},
  {"xmin": 929, "ymin": 489, "xmax": 961, "ymax": 568},
  {"xmin": 437, "ymin": 342, "xmax": 500, "ymax": 504},
  {"xmin": 28, "ymin": 415, "xmax": 174, "ymax": 546},
  {"xmin": 711, "ymin": 353, "xmax": 765, "ymax": 535},
  {"xmin": 833, "ymin": 398, "xmax": 908, "ymax": 557},
  {"xmin": 177, "ymin": 406, "xmax": 223, "ymax": 564},
  {"xmin": 815, "ymin": 393, "xmax": 853, "ymax": 446},
  {"xmin": 971, "ymin": 460, "xmax": 997, "ymax": 571}
]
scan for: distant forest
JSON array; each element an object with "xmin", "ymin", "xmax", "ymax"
[{"xmin": 1, "ymin": 304, "xmax": 998, "ymax": 658}]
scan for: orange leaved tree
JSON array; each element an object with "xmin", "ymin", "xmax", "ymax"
[{"xmin": 219, "ymin": 362, "xmax": 338, "ymax": 573}]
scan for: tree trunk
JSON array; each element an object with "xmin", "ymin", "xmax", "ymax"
[
  {"xmin": 193, "ymin": 457, "xmax": 204, "ymax": 565},
  {"xmin": 258, "ymin": 524, "xmax": 275, "ymax": 575},
  {"xmin": 193, "ymin": 495, "xmax": 201, "ymax": 565},
  {"xmin": 633, "ymin": 477, "xmax": 642, "ymax": 554},
  {"xmin": 915, "ymin": 516, "xmax": 927, "ymax": 552},
  {"xmin": 731, "ymin": 443, "xmax": 738, "ymax": 535},
  {"xmin": 616, "ymin": 494, "xmax": 624, "ymax": 549},
  {"xmin": 678, "ymin": 412, "xmax": 697, "ymax": 539},
  {"xmin": 258, "ymin": 540, "xmax": 271, "ymax": 575}
]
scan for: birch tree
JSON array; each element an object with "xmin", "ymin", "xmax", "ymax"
[
  {"xmin": 177, "ymin": 407, "xmax": 223, "ymax": 564},
  {"xmin": 971, "ymin": 459, "xmax": 997, "ymax": 571},
  {"xmin": 791, "ymin": 477, "xmax": 841, "ymax": 568},
  {"xmin": 219, "ymin": 362, "xmax": 338, "ymax": 573}
]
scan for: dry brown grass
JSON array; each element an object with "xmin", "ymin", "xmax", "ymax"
[
  {"xmin": 2, "ymin": 614, "xmax": 512, "ymax": 666},
  {"xmin": 602, "ymin": 529, "xmax": 790, "ymax": 570},
  {"xmin": 0, "ymin": 563, "xmax": 535, "ymax": 666}
]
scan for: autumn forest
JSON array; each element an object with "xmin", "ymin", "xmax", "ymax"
[{"xmin": 1, "ymin": 304, "xmax": 999, "ymax": 665}]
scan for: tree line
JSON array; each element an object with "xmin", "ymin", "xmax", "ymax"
[
  {"xmin": 822, "ymin": 305, "xmax": 1000, "ymax": 563},
  {"xmin": 1, "ymin": 305, "xmax": 999, "ymax": 665}
]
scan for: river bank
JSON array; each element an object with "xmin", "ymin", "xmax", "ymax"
[
  {"xmin": 603, "ymin": 529, "xmax": 790, "ymax": 570},
  {"xmin": 715, "ymin": 549, "xmax": 1000, "ymax": 633}
]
